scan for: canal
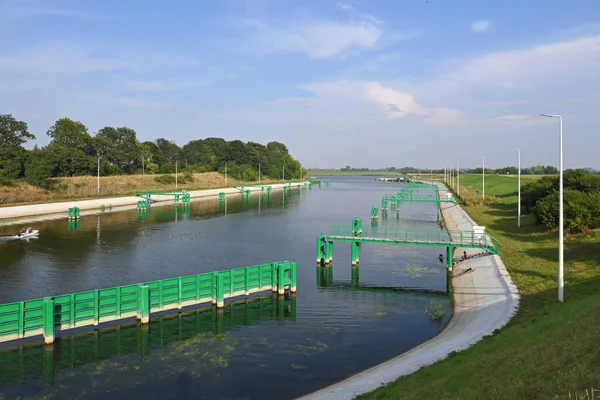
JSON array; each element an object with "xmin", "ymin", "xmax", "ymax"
[{"xmin": 0, "ymin": 177, "xmax": 451, "ymax": 400}]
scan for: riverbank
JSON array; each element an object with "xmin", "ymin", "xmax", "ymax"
[
  {"xmin": 0, "ymin": 181, "xmax": 309, "ymax": 226},
  {"xmin": 299, "ymin": 184, "xmax": 519, "ymax": 400},
  {"xmin": 0, "ymin": 171, "xmax": 301, "ymax": 206},
  {"xmin": 353, "ymin": 176, "xmax": 600, "ymax": 399}
]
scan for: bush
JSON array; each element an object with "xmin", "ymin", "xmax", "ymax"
[
  {"xmin": 178, "ymin": 171, "xmax": 195, "ymax": 184},
  {"xmin": 154, "ymin": 174, "xmax": 176, "ymax": 185},
  {"xmin": 25, "ymin": 156, "xmax": 52, "ymax": 187},
  {"xmin": 0, "ymin": 176, "xmax": 16, "ymax": 187},
  {"xmin": 532, "ymin": 189, "xmax": 600, "ymax": 234},
  {"xmin": 522, "ymin": 176, "xmax": 556, "ymax": 213}
]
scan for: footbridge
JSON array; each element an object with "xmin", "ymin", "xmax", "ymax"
[
  {"xmin": 316, "ymin": 218, "xmax": 499, "ymax": 271},
  {"xmin": 134, "ymin": 190, "xmax": 191, "ymax": 210}
]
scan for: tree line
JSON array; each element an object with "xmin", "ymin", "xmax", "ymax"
[
  {"xmin": 0, "ymin": 114, "xmax": 305, "ymax": 187},
  {"xmin": 325, "ymin": 166, "xmax": 563, "ymax": 174},
  {"xmin": 522, "ymin": 169, "xmax": 600, "ymax": 234}
]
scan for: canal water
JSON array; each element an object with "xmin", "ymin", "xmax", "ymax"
[{"xmin": 0, "ymin": 177, "xmax": 451, "ymax": 400}]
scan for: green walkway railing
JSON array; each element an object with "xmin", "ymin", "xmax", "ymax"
[
  {"xmin": 0, "ymin": 293, "xmax": 295, "ymax": 387},
  {"xmin": 0, "ymin": 261, "xmax": 296, "ymax": 345},
  {"xmin": 326, "ymin": 225, "xmax": 499, "ymax": 252}
]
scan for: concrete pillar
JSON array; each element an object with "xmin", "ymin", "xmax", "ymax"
[
  {"xmin": 138, "ymin": 285, "xmax": 150, "ymax": 324},
  {"xmin": 43, "ymin": 298, "xmax": 55, "ymax": 345}
]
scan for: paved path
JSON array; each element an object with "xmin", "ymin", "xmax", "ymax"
[
  {"xmin": 0, "ymin": 182, "xmax": 308, "ymax": 226},
  {"xmin": 298, "ymin": 199, "xmax": 520, "ymax": 400}
]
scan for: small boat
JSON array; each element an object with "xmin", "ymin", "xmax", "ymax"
[{"xmin": 14, "ymin": 230, "xmax": 40, "ymax": 239}]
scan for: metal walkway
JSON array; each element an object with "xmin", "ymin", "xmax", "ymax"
[{"xmin": 316, "ymin": 218, "xmax": 499, "ymax": 271}]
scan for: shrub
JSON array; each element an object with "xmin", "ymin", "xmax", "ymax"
[
  {"xmin": 179, "ymin": 170, "xmax": 195, "ymax": 184},
  {"xmin": 533, "ymin": 189, "xmax": 600, "ymax": 234},
  {"xmin": 154, "ymin": 174, "xmax": 176, "ymax": 185},
  {"xmin": 522, "ymin": 176, "xmax": 556, "ymax": 213},
  {"xmin": 0, "ymin": 176, "xmax": 16, "ymax": 187},
  {"xmin": 25, "ymin": 156, "xmax": 52, "ymax": 187}
]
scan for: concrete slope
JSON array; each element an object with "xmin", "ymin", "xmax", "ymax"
[{"xmin": 299, "ymin": 200, "xmax": 520, "ymax": 400}]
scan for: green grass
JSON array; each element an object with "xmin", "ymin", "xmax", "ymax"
[{"xmin": 358, "ymin": 174, "xmax": 600, "ymax": 400}]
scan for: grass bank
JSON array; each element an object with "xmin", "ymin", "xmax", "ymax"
[
  {"xmin": 358, "ymin": 174, "xmax": 600, "ymax": 400},
  {"xmin": 0, "ymin": 172, "xmax": 296, "ymax": 207}
]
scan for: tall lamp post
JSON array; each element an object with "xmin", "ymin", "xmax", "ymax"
[
  {"xmin": 513, "ymin": 148, "xmax": 521, "ymax": 228},
  {"xmin": 457, "ymin": 161, "xmax": 460, "ymax": 195},
  {"xmin": 540, "ymin": 113, "xmax": 564, "ymax": 302},
  {"xmin": 481, "ymin": 156, "xmax": 485, "ymax": 200},
  {"xmin": 97, "ymin": 157, "xmax": 101, "ymax": 195}
]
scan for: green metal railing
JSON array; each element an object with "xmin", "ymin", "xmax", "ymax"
[
  {"xmin": 0, "ymin": 294, "xmax": 295, "ymax": 387},
  {"xmin": 326, "ymin": 225, "xmax": 498, "ymax": 251},
  {"xmin": 134, "ymin": 190, "xmax": 191, "ymax": 204},
  {"xmin": 0, "ymin": 261, "xmax": 296, "ymax": 345}
]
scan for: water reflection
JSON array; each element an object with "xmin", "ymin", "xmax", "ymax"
[
  {"xmin": 0, "ymin": 293, "xmax": 296, "ymax": 388},
  {"xmin": 0, "ymin": 177, "xmax": 454, "ymax": 399}
]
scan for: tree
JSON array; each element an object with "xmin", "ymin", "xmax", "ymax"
[
  {"xmin": 181, "ymin": 139, "xmax": 216, "ymax": 169},
  {"xmin": 155, "ymin": 138, "xmax": 181, "ymax": 173},
  {"xmin": 0, "ymin": 114, "xmax": 35, "ymax": 178},
  {"xmin": 46, "ymin": 118, "xmax": 96, "ymax": 176},
  {"xmin": 95, "ymin": 126, "xmax": 140, "ymax": 174},
  {"xmin": 25, "ymin": 147, "xmax": 52, "ymax": 187}
]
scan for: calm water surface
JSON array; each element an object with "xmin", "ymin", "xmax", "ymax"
[{"xmin": 0, "ymin": 177, "xmax": 451, "ymax": 400}]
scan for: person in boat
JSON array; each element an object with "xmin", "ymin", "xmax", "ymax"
[
  {"xmin": 26, "ymin": 227, "xmax": 32, "ymax": 234},
  {"xmin": 18, "ymin": 228, "xmax": 26, "ymax": 237}
]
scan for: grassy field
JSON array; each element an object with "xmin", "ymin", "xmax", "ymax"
[
  {"xmin": 358, "ymin": 174, "xmax": 600, "ymax": 400},
  {"xmin": 0, "ymin": 172, "xmax": 294, "ymax": 206}
]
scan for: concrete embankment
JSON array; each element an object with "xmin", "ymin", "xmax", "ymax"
[
  {"xmin": 0, "ymin": 182, "xmax": 308, "ymax": 226},
  {"xmin": 299, "ymin": 197, "xmax": 520, "ymax": 400}
]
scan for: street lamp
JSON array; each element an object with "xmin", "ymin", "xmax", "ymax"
[
  {"xmin": 457, "ymin": 161, "xmax": 460, "ymax": 195},
  {"xmin": 513, "ymin": 148, "xmax": 521, "ymax": 228},
  {"xmin": 540, "ymin": 113, "xmax": 564, "ymax": 302},
  {"xmin": 481, "ymin": 156, "xmax": 485, "ymax": 200},
  {"xmin": 97, "ymin": 157, "xmax": 101, "ymax": 195}
]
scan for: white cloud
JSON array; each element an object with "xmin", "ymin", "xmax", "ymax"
[
  {"xmin": 443, "ymin": 34, "xmax": 600, "ymax": 90},
  {"xmin": 336, "ymin": 2, "xmax": 354, "ymax": 11},
  {"xmin": 471, "ymin": 20, "xmax": 491, "ymax": 33},
  {"xmin": 238, "ymin": 18, "xmax": 383, "ymax": 59}
]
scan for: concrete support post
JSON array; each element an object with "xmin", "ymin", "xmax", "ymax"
[
  {"xmin": 446, "ymin": 246, "xmax": 454, "ymax": 272},
  {"xmin": 215, "ymin": 274, "xmax": 224, "ymax": 308},
  {"xmin": 351, "ymin": 242, "xmax": 360, "ymax": 265},
  {"xmin": 271, "ymin": 263, "xmax": 278, "ymax": 292},
  {"xmin": 138, "ymin": 285, "xmax": 150, "ymax": 324},
  {"xmin": 290, "ymin": 262, "xmax": 297, "ymax": 293},
  {"xmin": 316, "ymin": 235, "xmax": 326, "ymax": 264},
  {"xmin": 277, "ymin": 263, "xmax": 286, "ymax": 295},
  {"xmin": 43, "ymin": 298, "xmax": 55, "ymax": 345}
]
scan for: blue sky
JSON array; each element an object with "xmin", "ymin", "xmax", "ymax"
[{"xmin": 1, "ymin": 0, "xmax": 600, "ymax": 169}]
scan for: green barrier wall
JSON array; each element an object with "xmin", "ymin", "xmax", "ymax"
[{"xmin": 0, "ymin": 261, "xmax": 296, "ymax": 345}]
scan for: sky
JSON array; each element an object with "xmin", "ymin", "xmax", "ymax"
[{"xmin": 1, "ymin": 0, "xmax": 600, "ymax": 170}]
